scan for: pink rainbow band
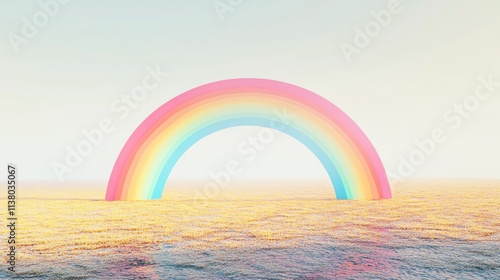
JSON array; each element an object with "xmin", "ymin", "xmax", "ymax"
[{"xmin": 106, "ymin": 78, "xmax": 391, "ymax": 200}]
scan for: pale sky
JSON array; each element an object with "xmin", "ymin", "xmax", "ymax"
[{"xmin": 1, "ymin": 0, "xmax": 499, "ymax": 185}]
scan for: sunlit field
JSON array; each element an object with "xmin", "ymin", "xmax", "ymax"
[{"xmin": 1, "ymin": 181, "xmax": 499, "ymax": 279}]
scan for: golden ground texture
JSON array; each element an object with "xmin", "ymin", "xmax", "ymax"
[{"xmin": 1, "ymin": 180, "xmax": 499, "ymax": 265}]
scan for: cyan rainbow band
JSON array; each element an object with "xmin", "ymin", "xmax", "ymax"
[{"xmin": 106, "ymin": 78, "xmax": 391, "ymax": 201}]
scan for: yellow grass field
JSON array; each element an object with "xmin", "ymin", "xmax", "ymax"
[{"xmin": 1, "ymin": 180, "xmax": 498, "ymax": 279}]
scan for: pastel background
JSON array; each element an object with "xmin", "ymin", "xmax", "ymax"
[
  {"xmin": 1, "ymin": 2, "xmax": 499, "ymax": 279},
  {"xmin": 1, "ymin": 0, "xmax": 500, "ymax": 184}
]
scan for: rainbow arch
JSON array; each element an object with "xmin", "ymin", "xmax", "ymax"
[{"xmin": 106, "ymin": 79, "xmax": 391, "ymax": 201}]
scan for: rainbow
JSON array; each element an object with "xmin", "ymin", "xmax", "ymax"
[{"xmin": 106, "ymin": 79, "xmax": 391, "ymax": 201}]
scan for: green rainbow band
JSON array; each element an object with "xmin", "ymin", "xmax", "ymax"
[{"xmin": 106, "ymin": 78, "xmax": 391, "ymax": 201}]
